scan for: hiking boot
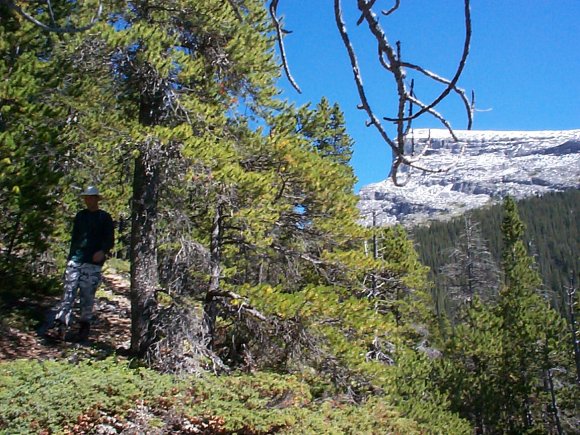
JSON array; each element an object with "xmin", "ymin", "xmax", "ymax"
[
  {"xmin": 40, "ymin": 319, "xmax": 68, "ymax": 342},
  {"xmin": 77, "ymin": 321, "xmax": 91, "ymax": 342},
  {"xmin": 56, "ymin": 322, "xmax": 66, "ymax": 341},
  {"xmin": 55, "ymin": 320, "xmax": 67, "ymax": 341}
]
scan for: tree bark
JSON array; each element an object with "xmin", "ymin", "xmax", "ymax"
[
  {"xmin": 128, "ymin": 84, "xmax": 165, "ymax": 358},
  {"xmin": 129, "ymin": 146, "xmax": 161, "ymax": 358},
  {"xmin": 204, "ymin": 197, "xmax": 224, "ymax": 348},
  {"xmin": 545, "ymin": 367, "xmax": 563, "ymax": 434}
]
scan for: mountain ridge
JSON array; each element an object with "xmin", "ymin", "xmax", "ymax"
[{"xmin": 357, "ymin": 129, "xmax": 580, "ymax": 226}]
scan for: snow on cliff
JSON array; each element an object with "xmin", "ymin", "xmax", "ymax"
[{"xmin": 357, "ymin": 129, "xmax": 580, "ymax": 226}]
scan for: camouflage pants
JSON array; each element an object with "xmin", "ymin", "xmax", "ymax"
[{"xmin": 55, "ymin": 261, "xmax": 102, "ymax": 326}]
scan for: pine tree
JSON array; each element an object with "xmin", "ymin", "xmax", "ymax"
[
  {"xmin": 436, "ymin": 197, "xmax": 574, "ymax": 433},
  {"xmin": 296, "ymin": 97, "xmax": 354, "ymax": 167},
  {"xmin": 0, "ymin": 3, "xmax": 73, "ymax": 295},
  {"xmin": 0, "ymin": 4, "xmax": 491, "ymax": 429},
  {"xmin": 45, "ymin": 0, "xmax": 371, "ymax": 363},
  {"xmin": 52, "ymin": 0, "xmax": 285, "ymax": 357},
  {"xmin": 434, "ymin": 294, "xmax": 498, "ymax": 432},
  {"xmin": 495, "ymin": 197, "xmax": 568, "ymax": 432},
  {"xmin": 412, "ymin": 190, "xmax": 580, "ymax": 318}
]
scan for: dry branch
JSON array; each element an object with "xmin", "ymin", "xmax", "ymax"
[
  {"xmin": 273, "ymin": 0, "xmax": 474, "ymax": 186},
  {"xmin": 269, "ymin": 0, "xmax": 302, "ymax": 93}
]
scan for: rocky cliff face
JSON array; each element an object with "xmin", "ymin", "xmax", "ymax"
[{"xmin": 357, "ymin": 129, "xmax": 580, "ymax": 226}]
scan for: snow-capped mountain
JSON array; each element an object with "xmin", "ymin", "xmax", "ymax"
[{"xmin": 358, "ymin": 129, "xmax": 580, "ymax": 227}]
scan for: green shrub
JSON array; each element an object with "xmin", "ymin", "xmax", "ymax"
[
  {"xmin": 0, "ymin": 357, "xmax": 176, "ymax": 433},
  {"xmin": 1, "ymin": 358, "xmax": 470, "ymax": 434},
  {"xmin": 155, "ymin": 371, "xmax": 421, "ymax": 434}
]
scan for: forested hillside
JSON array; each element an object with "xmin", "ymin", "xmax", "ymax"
[
  {"xmin": 1, "ymin": 1, "xmax": 578, "ymax": 433},
  {"xmin": 411, "ymin": 189, "xmax": 579, "ymax": 315}
]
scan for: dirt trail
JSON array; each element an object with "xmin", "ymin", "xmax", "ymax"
[{"xmin": 0, "ymin": 271, "xmax": 132, "ymax": 361}]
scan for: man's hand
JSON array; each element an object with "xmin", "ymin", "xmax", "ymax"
[{"xmin": 92, "ymin": 250, "xmax": 106, "ymax": 263}]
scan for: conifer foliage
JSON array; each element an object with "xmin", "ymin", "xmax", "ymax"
[
  {"xmin": 437, "ymin": 197, "xmax": 576, "ymax": 433},
  {"xmin": 413, "ymin": 190, "xmax": 579, "ymax": 316},
  {"xmin": 0, "ymin": 2, "xmax": 475, "ymax": 431},
  {"xmin": 0, "ymin": 3, "xmax": 71, "ymax": 294},
  {"xmin": 6, "ymin": 2, "xmax": 579, "ymax": 433}
]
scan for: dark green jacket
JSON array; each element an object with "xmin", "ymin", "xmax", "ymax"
[{"xmin": 68, "ymin": 209, "xmax": 115, "ymax": 265}]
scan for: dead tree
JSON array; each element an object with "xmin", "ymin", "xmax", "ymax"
[
  {"xmin": 439, "ymin": 216, "xmax": 500, "ymax": 319},
  {"xmin": 270, "ymin": 0, "xmax": 475, "ymax": 185}
]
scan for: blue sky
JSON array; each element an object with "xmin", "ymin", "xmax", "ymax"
[{"xmin": 275, "ymin": 1, "xmax": 580, "ymax": 191}]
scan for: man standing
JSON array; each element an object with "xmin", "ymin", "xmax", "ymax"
[{"xmin": 54, "ymin": 186, "xmax": 114, "ymax": 342}]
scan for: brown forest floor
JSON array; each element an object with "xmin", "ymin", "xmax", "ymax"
[{"xmin": 0, "ymin": 271, "xmax": 132, "ymax": 362}]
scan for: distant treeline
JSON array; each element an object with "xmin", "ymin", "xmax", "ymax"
[{"xmin": 411, "ymin": 189, "xmax": 579, "ymax": 314}]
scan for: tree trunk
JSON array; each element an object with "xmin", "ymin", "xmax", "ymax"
[
  {"xmin": 129, "ymin": 146, "xmax": 161, "ymax": 358},
  {"xmin": 545, "ymin": 367, "xmax": 563, "ymax": 434},
  {"xmin": 204, "ymin": 197, "xmax": 224, "ymax": 348},
  {"xmin": 566, "ymin": 281, "xmax": 580, "ymax": 384}
]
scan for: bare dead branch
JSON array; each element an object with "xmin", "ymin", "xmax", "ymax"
[
  {"xmin": 356, "ymin": 0, "xmax": 408, "ymax": 153},
  {"xmin": 265, "ymin": 0, "xmax": 473, "ymax": 185},
  {"xmin": 356, "ymin": 0, "xmax": 378, "ymax": 25},
  {"xmin": 269, "ymin": 0, "xmax": 302, "ymax": 93},
  {"xmin": 394, "ymin": 0, "xmax": 472, "ymax": 122},
  {"xmin": 393, "ymin": 61, "xmax": 474, "ymax": 129},
  {"xmin": 382, "ymin": 0, "xmax": 401, "ymax": 17},
  {"xmin": 342, "ymin": 0, "xmax": 473, "ymax": 185},
  {"xmin": 1, "ymin": 0, "xmax": 104, "ymax": 34},
  {"xmin": 207, "ymin": 289, "xmax": 268, "ymax": 321},
  {"xmin": 334, "ymin": 0, "xmax": 398, "ymax": 153},
  {"xmin": 336, "ymin": 0, "xmax": 427, "ymax": 185}
]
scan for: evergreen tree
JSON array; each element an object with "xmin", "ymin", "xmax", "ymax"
[
  {"xmin": 296, "ymin": 97, "xmax": 354, "ymax": 167},
  {"xmin": 412, "ymin": 190, "xmax": 580, "ymax": 317},
  {"xmin": 0, "ymin": 2, "xmax": 73, "ymax": 295},
  {"xmin": 495, "ymin": 196, "xmax": 568, "ymax": 432},
  {"xmin": 437, "ymin": 298, "xmax": 503, "ymax": 433},
  {"xmin": 49, "ymin": 0, "xmax": 285, "ymax": 357},
  {"xmin": 0, "ymin": 4, "xmax": 488, "ymax": 429},
  {"xmin": 438, "ymin": 197, "xmax": 574, "ymax": 433}
]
